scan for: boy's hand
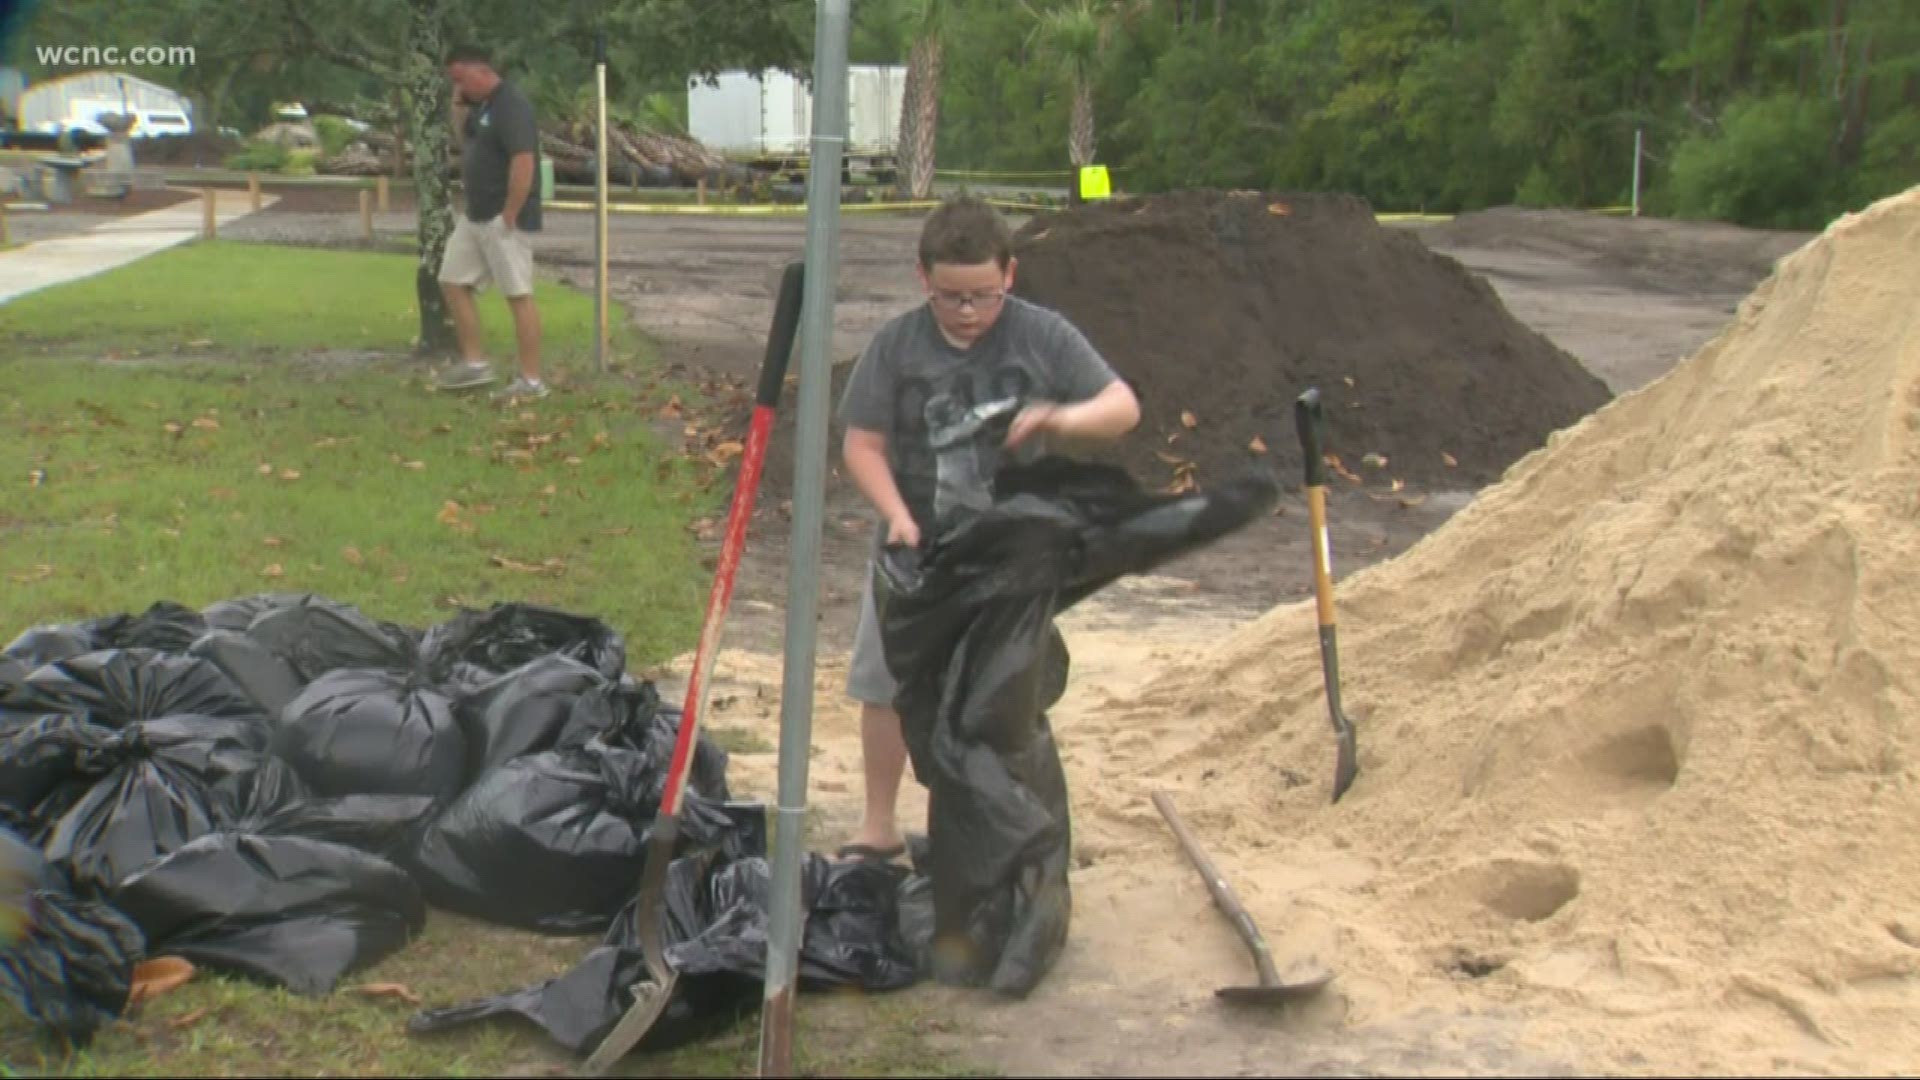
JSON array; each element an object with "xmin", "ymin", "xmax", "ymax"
[
  {"xmin": 1006, "ymin": 402, "xmax": 1061, "ymax": 449},
  {"xmin": 886, "ymin": 512, "xmax": 922, "ymax": 548}
]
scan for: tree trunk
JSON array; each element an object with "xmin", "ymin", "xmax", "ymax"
[
  {"xmin": 900, "ymin": 34, "xmax": 942, "ymax": 199},
  {"xmin": 401, "ymin": 0, "xmax": 457, "ymax": 359},
  {"xmin": 1689, "ymin": 0, "xmax": 1705, "ymax": 106},
  {"xmin": 1731, "ymin": 0, "xmax": 1756, "ymax": 90},
  {"xmin": 1068, "ymin": 76, "xmax": 1096, "ymax": 167},
  {"xmin": 1214, "ymin": 0, "xmax": 1224, "ymax": 32},
  {"xmin": 1837, "ymin": 34, "xmax": 1871, "ymax": 166}
]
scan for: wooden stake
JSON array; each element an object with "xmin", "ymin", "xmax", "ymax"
[
  {"xmin": 248, "ymin": 173, "xmax": 261, "ymax": 211},
  {"xmin": 203, "ymin": 187, "xmax": 216, "ymax": 239},
  {"xmin": 360, "ymin": 189, "xmax": 373, "ymax": 241},
  {"xmin": 0, "ymin": 201, "xmax": 9, "ymax": 248},
  {"xmin": 697, "ymin": 176, "xmax": 707, "ymax": 206},
  {"xmin": 377, "ymin": 175, "xmax": 390, "ymax": 212}
]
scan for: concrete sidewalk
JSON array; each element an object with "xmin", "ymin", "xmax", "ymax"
[{"xmin": 0, "ymin": 188, "xmax": 277, "ymax": 305}]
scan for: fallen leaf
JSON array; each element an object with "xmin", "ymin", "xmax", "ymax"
[
  {"xmin": 1399, "ymin": 493, "xmax": 1429, "ymax": 508},
  {"xmin": 1441, "ymin": 451, "xmax": 1459, "ymax": 468},
  {"xmin": 1344, "ymin": 376, "xmax": 1356, "ymax": 388},
  {"xmin": 402, "ymin": 460, "xmax": 425, "ymax": 471},
  {"xmin": 542, "ymin": 484, "xmax": 558, "ymax": 496},
  {"xmin": 9, "ymin": 564, "xmax": 54, "ymax": 584},
  {"xmin": 489, "ymin": 554, "xmax": 565, "ymax": 576},
  {"xmin": 436, "ymin": 501, "xmax": 463, "ymax": 525},
  {"xmin": 28, "ymin": 469, "xmax": 45, "ymax": 487},
  {"xmin": 129, "ymin": 957, "xmax": 196, "ymax": 1005},
  {"xmin": 186, "ymin": 339, "xmax": 213, "ymax": 349},
  {"xmin": 258, "ymin": 463, "xmax": 273, "ymax": 476},
  {"xmin": 163, "ymin": 422, "xmax": 183, "ymax": 435},
  {"xmin": 1267, "ymin": 201, "xmax": 1292, "ymax": 216},
  {"xmin": 342, "ymin": 546, "xmax": 365, "ymax": 566},
  {"xmin": 519, "ymin": 410, "xmax": 537, "ymax": 422},
  {"xmin": 350, "ymin": 983, "xmax": 422, "ymax": 1006},
  {"xmin": 262, "ymin": 536, "xmax": 284, "ymax": 548},
  {"xmin": 502, "ymin": 449, "xmax": 534, "ymax": 464},
  {"xmin": 261, "ymin": 563, "xmax": 284, "ymax": 578},
  {"xmin": 591, "ymin": 431, "xmax": 613, "ymax": 450},
  {"xmin": 1391, "ymin": 478, "xmax": 1406, "ymax": 492},
  {"xmin": 1362, "ymin": 452, "xmax": 1389, "ymax": 469},
  {"xmin": 711, "ymin": 440, "xmax": 745, "ymax": 462},
  {"xmin": 191, "ymin": 417, "xmax": 220, "ymax": 431},
  {"xmin": 601, "ymin": 526, "xmax": 634, "ymax": 537},
  {"xmin": 1154, "ymin": 448, "xmax": 1189, "ymax": 466},
  {"xmin": 161, "ymin": 527, "xmax": 181, "ymax": 539},
  {"xmin": 209, "ymin": 487, "xmax": 237, "ymax": 500},
  {"xmin": 564, "ymin": 456, "xmax": 584, "ymax": 467},
  {"xmin": 279, "ymin": 469, "xmax": 301, "ymax": 482},
  {"xmin": 434, "ymin": 422, "xmax": 453, "ymax": 434},
  {"xmin": 1324, "ymin": 453, "xmax": 1364, "ymax": 484},
  {"xmin": 168, "ymin": 1007, "xmax": 210, "ymax": 1030},
  {"xmin": 1249, "ymin": 436, "xmax": 1269, "ymax": 454},
  {"xmin": 1180, "ymin": 410, "xmax": 1199, "ymax": 430}
]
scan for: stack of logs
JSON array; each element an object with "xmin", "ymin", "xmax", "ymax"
[{"xmin": 320, "ymin": 121, "xmax": 745, "ymax": 187}]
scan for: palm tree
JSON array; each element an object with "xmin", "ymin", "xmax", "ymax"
[
  {"xmin": 1023, "ymin": 0, "xmax": 1141, "ymax": 170},
  {"xmin": 896, "ymin": 0, "xmax": 952, "ymax": 200}
]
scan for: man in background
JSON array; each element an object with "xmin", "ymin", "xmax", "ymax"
[{"xmin": 434, "ymin": 44, "xmax": 548, "ymax": 401}]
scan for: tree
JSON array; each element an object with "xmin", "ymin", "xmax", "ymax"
[
  {"xmin": 896, "ymin": 0, "xmax": 954, "ymax": 199},
  {"xmin": 1023, "ymin": 0, "xmax": 1109, "ymax": 168}
]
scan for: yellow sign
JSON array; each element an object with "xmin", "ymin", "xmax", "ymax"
[{"xmin": 1077, "ymin": 164, "xmax": 1111, "ymax": 201}]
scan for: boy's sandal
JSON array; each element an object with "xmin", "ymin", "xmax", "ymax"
[{"xmin": 834, "ymin": 842, "xmax": 907, "ymax": 864}]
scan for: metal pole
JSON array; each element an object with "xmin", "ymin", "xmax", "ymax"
[
  {"xmin": 1632, "ymin": 127, "xmax": 1643, "ymax": 218},
  {"xmin": 594, "ymin": 30, "xmax": 610, "ymax": 372},
  {"xmin": 759, "ymin": 0, "xmax": 848, "ymax": 1075}
]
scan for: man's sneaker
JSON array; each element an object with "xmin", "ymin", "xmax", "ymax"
[
  {"xmin": 433, "ymin": 360, "xmax": 496, "ymax": 391},
  {"xmin": 491, "ymin": 376, "xmax": 550, "ymax": 402}
]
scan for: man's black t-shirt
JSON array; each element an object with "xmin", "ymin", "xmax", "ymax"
[{"xmin": 461, "ymin": 79, "xmax": 542, "ymax": 231}]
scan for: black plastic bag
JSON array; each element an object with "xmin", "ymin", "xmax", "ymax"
[
  {"xmin": 3, "ymin": 649, "xmax": 265, "ymax": 729},
  {"xmin": 39, "ymin": 716, "xmax": 278, "ymax": 896},
  {"xmin": 200, "ymin": 592, "xmax": 313, "ymax": 633},
  {"xmin": 245, "ymin": 597, "xmax": 419, "ymax": 682},
  {"xmin": 874, "ymin": 459, "xmax": 1278, "ymax": 997},
  {"xmin": 111, "ymin": 831, "xmax": 425, "ymax": 996},
  {"xmin": 0, "ymin": 714, "xmax": 121, "ymax": 837},
  {"xmin": 405, "ymin": 730, "xmax": 755, "ymax": 934},
  {"xmin": 421, "ymin": 602, "xmax": 625, "ymax": 684},
  {"xmin": 406, "ymin": 849, "xmax": 755, "ymax": 1056},
  {"xmin": 562, "ymin": 681, "xmax": 732, "ymax": 804},
  {"xmin": 406, "ymin": 845, "xmax": 920, "ymax": 1058},
  {"xmin": 0, "ymin": 879, "xmax": 146, "ymax": 1047},
  {"xmin": 273, "ymin": 669, "xmax": 466, "ymax": 803},
  {"xmin": 214, "ymin": 759, "xmax": 436, "ymax": 860},
  {"xmin": 664, "ymin": 854, "xmax": 921, "ymax": 991},
  {"xmin": 188, "ymin": 629, "xmax": 307, "ymax": 718},
  {"xmin": 4, "ymin": 624, "xmax": 109, "ymax": 669},
  {"xmin": 454, "ymin": 654, "xmax": 608, "ymax": 783}
]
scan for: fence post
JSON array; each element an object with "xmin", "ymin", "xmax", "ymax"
[
  {"xmin": 360, "ymin": 189, "xmax": 373, "ymax": 241},
  {"xmin": 203, "ymin": 187, "xmax": 216, "ymax": 239},
  {"xmin": 248, "ymin": 173, "xmax": 261, "ymax": 211},
  {"xmin": 377, "ymin": 175, "xmax": 390, "ymax": 212},
  {"xmin": 1632, "ymin": 128, "xmax": 1643, "ymax": 218}
]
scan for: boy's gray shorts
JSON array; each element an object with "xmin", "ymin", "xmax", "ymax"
[{"xmin": 845, "ymin": 561, "xmax": 898, "ymax": 706}]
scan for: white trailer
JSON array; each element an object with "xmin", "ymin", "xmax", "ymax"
[{"xmin": 687, "ymin": 65, "xmax": 904, "ymax": 181}]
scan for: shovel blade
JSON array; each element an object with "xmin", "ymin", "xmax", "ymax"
[
  {"xmin": 1216, "ymin": 970, "xmax": 1334, "ymax": 1004},
  {"xmin": 1331, "ymin": 720, "xmax": 1359, "ymax": 803},
  {"xmin": 580, "ymin": 973, "xmax": 679, "ymax": 1076}
]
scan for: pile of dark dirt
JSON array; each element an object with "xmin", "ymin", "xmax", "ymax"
[{"xmin": 1008, "ymin": 189, "xmax": 1613, "ymax": 490}]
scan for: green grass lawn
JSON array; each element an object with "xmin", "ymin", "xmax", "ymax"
[{"xmin": 0, "ymin": 240, "xmax": 989, "ymax": 1078}]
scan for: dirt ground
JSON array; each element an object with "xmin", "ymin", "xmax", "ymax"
[{"xmin": 566, "ymin": 205, "xmax": 1815, "ymax": 1075}]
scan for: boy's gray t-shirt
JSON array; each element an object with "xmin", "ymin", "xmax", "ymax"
[{"xmin": 838, "ymin": 295, "xmax": 1120, "ymax": 538}]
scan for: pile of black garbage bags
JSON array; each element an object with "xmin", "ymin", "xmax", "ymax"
[{"xmin": 0, "ymin": 456, "xmax": 1275, "ymax": 1057}]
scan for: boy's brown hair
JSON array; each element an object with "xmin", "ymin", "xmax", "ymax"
[{"xmin": 917, "ymin": 194, "xmax": 1013, "ymax": 270}]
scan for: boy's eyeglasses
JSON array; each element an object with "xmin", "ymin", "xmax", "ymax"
[{"xmin": 929, "ymin": 289, "xmax": 1006, "ymax": 312}]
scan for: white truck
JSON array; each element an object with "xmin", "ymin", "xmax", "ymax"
[{"xmin": 687, "ymin": 65, "xmax": 905, "ymax": 183}]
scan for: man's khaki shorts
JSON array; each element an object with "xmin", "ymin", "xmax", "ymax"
[{"xmin": 438, "ymin": 214, "xmax": 534, "ymax": 298}]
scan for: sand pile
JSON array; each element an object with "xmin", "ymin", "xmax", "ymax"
[
  {"xmin": 1009, "ymin": 190, "xmax": 1612, "ymax": 489},
  {"xmin": 1084, "ymin": 187, "xmax": 1920, "ymax": 1074}
]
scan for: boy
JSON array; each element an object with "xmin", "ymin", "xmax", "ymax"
[{"xmin": 835, "ymin": 194, "xmax": 1141, "ymax": 861}]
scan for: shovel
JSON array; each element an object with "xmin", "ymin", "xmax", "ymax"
[
  {"xmin": 1152, "ymin": 791, "xmax": 1333, "ymax": 1003},
  {"xmin": 579, "ymin": 260, "xmax": 806, "ymax": 1076},
  {"xmin": 1294, "ymin": 387, "xmax": 1360, "ymax": 803}
]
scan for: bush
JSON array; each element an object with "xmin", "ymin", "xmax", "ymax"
[
  {"xmin": 224, "ymin": 139, "xmax": 291, "ymax": 172},
  {"xmin": 1663, "ymin": 93, "xmax": 1839, "ymax": 229},
  {"xmin": 313, "ymin": 116, "xmax": 358, "ymax": 158},
  {"xmin": 282, "ymin": 149, "xmax": 320, "ymax": 177}
]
